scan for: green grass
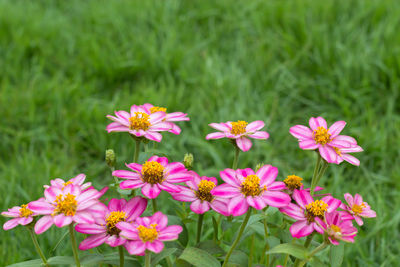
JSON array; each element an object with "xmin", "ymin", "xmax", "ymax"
[{"xmin": 1, "ymin": 0, "xmax": 399, "ymax": 265}]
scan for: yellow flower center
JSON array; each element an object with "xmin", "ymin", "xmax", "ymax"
[
  {"xmin": 150, "ymin": 106, "xmax": 167, "ymax": 113},
  {"xmin": 330, "ymin": 225, "xmax": 341, "ymax": 233},
  {"xmin": 106, "ymin": 211, "xmax": 126, "ymax": 235},
  {"xmin": 53, "ymin": 193, "xmax": 78, "ymax": 216},
  {"xmin": 129, "ymin": 112, "xmax": 151, "ymax": 131},
  {"xmin": 351, "ymin": 203, "xmax": 365, "ymax": 216},
  {"xmin": 137, "ymin": 224, "xmax": 158, "ymax": 242},
  {"xmin": 241, "ymin": 175, "xmax": 266, "ymax": 197},
  {"xmin": 19, "ymin": 204, "xmax": 33, "ymax": 218},
  {"xmin": 196, "ymin": 180, "xmax": 216, "ymax": 202},
  {"xmin": 141, "ymin": 161, "xmax": 165, "ymax": 184},
  {"xmin": 313, "ymin": 127, "xmax": 331, "ymax": 145},
  {"xmin": 333, "ymin": 147, "xmax": 342, "ymax": 156},
  {"xmin": 230, "ymin": 120, "xmax": 248, "ymax": 135},
  {"xmin": 283, "ymin": 175, "xmax": 303, "ymax": 190},
  {"xmin": 305, "ymin": 200, "xmax": 328, "ymax": 222}
]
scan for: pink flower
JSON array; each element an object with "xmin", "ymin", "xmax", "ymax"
[
  {"xmin": 76, "ymin": 197, "xmax": 147, "ymax": 250},
  {"xmin": 106, "ymin": 105, "xmax": 171, "ymax": 142},
  {"xmin": 211, "ymin": 166, "xmax": 291, "ymax": 216},
  {"xmin": 141, "ymin": 103, "xmax": 190, "ymax": 135},
  {"xmin": 117, "ymin": 211, "xmax": 182, "ymax": 255},
  {"xmin": 2, "ymin": 203, "xmax": 36, "ymax": 230},
  {"xmin": 340, "ymin": 193, "xmax": 376, "ymax": 226},
  {"xmin": 113, "ymin": 156, "xmax": 191, "ymax": 199},
  {"xmin": 315, "ymin": 211, "xmax": 358, "ymax": 245},
  {"xmin": 171, "ymin": 171, "xmax": 229, "ymax": 216},
  {"xmin": 289, "ymin": 117, "xmax": 360, "ymax": 164},
  {"xmin": 205, "ymin": 120, "xmax": 269, "ymax": 152},
  {"xmin": 28, "ymin": 180, "xmax": 108, "ymax": 234},
  {"xmin": 279, "ymin": 189, "xmax": 341, "ymax": 238},
  {"xmin": 43, "ymin": 173, "xmax": 92, "ymax": 190}
]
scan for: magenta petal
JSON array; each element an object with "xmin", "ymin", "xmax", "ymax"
[
  {"xmin": 290, "ymin": 220, "xmax": 314, "ymax": 238},
  {"xmin": 120, "ymin": 180, "xmax": 145, "ymax": 190},
  {"xmin": 144, "ymin": 131, "xmax": 163, "ymax": 142},
  {"xmin": 105, "ymin": 235, "xmax": 126, "ymax": 247},
  {"xmin": 319, "ymin": 146, "xmax": 337, "ymax": 163},
  {"xmin": 152, "ymin": 211, "xmax": 168, "ymax": 229},
  {"xmin": 28, "ymin": 200, "xmax": 54, "ymax": 215},
  {"xmin": 344, "ymin": 193, "xmax": 354, "ymax": 206},
  {"xmin": 171, "ymin": 187, "xmax": 197, "ymax": 202},
  {"xmin": 34, "ymin": 215, "xmax": 54, "ymax": 234},
  {"xmin": 236, "ymin": 137, "xmax": 252, "ymax": 152},
  {"xmin": 190, "ymin": 200, "xmax": 210, "ymax": 214},
  {"xmin": 210, "ymin": 199, "xmax": 229, "ymax": 216},
  {"xmin": 141, "ymin": 184, "xmax": 161, "ymax": 199},
  {"xmin": 19, "ymin": 217, "xmax": 33, "ymax": 226},
  {"xmin": 289, "ymin": 125, "xmax": 313, "ymax": 140},
  {"xmin": 158, "ymin": 225, "xmax": 182, "ymax": 241},
  {"xmin": 164, "ymin": 162, "xmax": 186, "ymax": 175},
  {"xmin": 211, "ymin": 184, "xmax": 240, "ymax": 198},
  {"xmin": 322, "ymin": 196, "xmax": 341, "ymax": 212},
  {"xmin": 44, "ymin": 187, "xmax": 62, "ymax": 202},
  {"xmin": 108, "ymin": 198, "xmax": 126, "ymax": 211},
  {"xmin": 147, "ymin": 240, "xmax": 164, "ymax": 253},
  {"xmin": 257, "ymin": 165, "xmax": 278, "ymax": 187},
  {"xmin": 54, "ymin": 214, "xmax": 73, "ymax": 228},
  {"xmin": 246, "ymin": 196, "xmax": 266, "ymax": 210},
  {"xmin": 74, "ymin": 211, "xmax": 95, "ymax": 224},
  {"xmin": 79, "ymin": 233, "xmax": 108, "ymax": 250},
  {"xmin": 126, "ymin": 163, "xmax": 142, "ymax": 172},
  {"xmin": 292, "ymin": 190, "xmax": 313, "ymax": 209},
  {"xmin": 328, "ymin": 121, "xmax": 346, "ymax": 137},
  {"xmin": 299, "ymin": 139, "xmax": 319, "ymax": 150},
  {"xmin": 279, "ymin": 203, "xmax": 305, "ymax": 220},
  {"xmin": 158, "ymin": 183, "xmax": 181, "ymax": 193},
  {"xmin": 262, "ymin": 191, "xmax": 290, "ymax": 208},
  {"xmin": 125, "ymin": 240, "xmax": 146, "ymax": 255},
  {"xmin": 329, "ymin": 139, "xmax": 351, "ymax": 148},
  {"xmin": 228, "ymin": 196, "xmax": 249, "ymax": 216},
  {"xmin": 209, "ymin": 122, "xmax": 231, "ymax": 132},
  {"xmin": 246, "ymin": 120, "xmax": 265, "ymax": 132},
  {"xmin": 125, "ymin": 197, "xmax": 148, "ymax": 221},
  {"xmin": 113, "ymin": 170, "xmax": 141, "ymax": 180},
  {"xmin": 247, "ymin": 131, "xmax": 269, "ymax": 139},
  {"xmin": 107, "ymin": 122, "xmax": 129, "ymax": 132},
  {"xmin": 3, "ymin": 218, "xmax": 20, "ymax": 230},
  {"xmin": 167, "ymin": 172, "xmax": 192, "ymax": 183},
  {"xmin": 220, "ymin": 169, "xmax": 241, "ymax": 186},
  {"xmin": 267, "ymin": 181, "xmax": 286, "ymax": 190},
  {"xmin": 75, "ymin": 224, "xmax": 105, "ymax": 234},
  {"xmin": 206, "ymin": 132, "xmax": 226, "ymax": 139},
  {"xmin": 341, "ymin": 154, "xmax": 360, "ymax": 166}
]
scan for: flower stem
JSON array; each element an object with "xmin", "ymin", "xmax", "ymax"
[
  {"xmin": 152, "ymin": 198, "xmax": 158, "ymax": 213},
  {"xmin": 314, "ymin": 160, "xmax": 329, "ymax": 190},
  {"xmin": 222, "ymin": 208, "xmax": 252, "ymax": 267},
  {"xmin": 310, "ymin": 154, "xmax": 322, "ymax": 195},
  {"xmin": 298, "ymin": 241, "xmax": 329, "ymax": 267},
  {"xmin": 196, "ymin": 213, "xmax": 204, "ymax": 244},
  {"xmin": 134, "ymin": 138, "xmax": 141, "ymax": 163},
  {"xmin": 248, "ymin": 233, "xmax": 255, "ymax": 267},
  {"xmin": 27, "ymin": 226, "xmax": 49, "ymax": 267},
  {"xmin": 69, "ymin": 224, "xmax": 81, "ymax": 267},
  {"xmin": 118, "ymin": 245, "xmax": 124, "ymax": 267},
  {"xmin": 145, "ymin": 250, "xmax": 151, "ymax": 267},
  {"xmin": 232, "ymin": 145, "xmax": 240, "ymax": 169},
  {"xmin": 294, "ymin": 233, "xmax": 315, "ymax": 267}
]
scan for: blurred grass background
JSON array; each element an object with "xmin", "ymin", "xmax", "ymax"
[{"xmin": 0, "ymin": 0, "xmax": 399, "ymax": 266}]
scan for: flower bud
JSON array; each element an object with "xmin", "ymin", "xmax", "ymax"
[
  {"xmin": 183, "ymin": 153, "xmax": 194, "ymax": 170},
  {"xmin": 106, "ymin": 149, "xmax": 116, "ymax": 168},
  {"xmin": 255, "ymin": 163, "xmax": 264, "ymax": 172}
]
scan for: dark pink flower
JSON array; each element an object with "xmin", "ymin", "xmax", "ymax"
[
  {"xmin": 315, "ymin": 211, "xmax": 358, "ymax": 245},
  {"xmin": 340, "ymin": 193, "xmax": 376, "ymax": 226},
  {"xmin": 2, "ymin": 203, "xmax": 36, "ymax": 230}
]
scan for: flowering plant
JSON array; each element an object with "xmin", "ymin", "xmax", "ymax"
[{"xmin": 2, "ymin": 107, "xmax": 375, "ymax": 267}]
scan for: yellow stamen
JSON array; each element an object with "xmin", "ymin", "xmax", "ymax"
[
  {"xmin": 53, "ymin": 193, "xmax": 77, "ymax": 216},
  {"xmin": 305, "ymin": 200, "xmax": 328, "ymax": 222},
  {"xmin": 351, "ymin": 203, "xmax": 366, "ymax": 216},
  {"xmin": 19, "ymin": 204, "xmax": 33, "ymax": 218},
  {"xmin": 283, "ymin": 175, "xmax": 303, "ymax": 190},
  {"xmin": 313, "ymin": 127, "xmax": 331, "ymax": 145},
  {"xmin": 150, "ymin": 106, "xmax": 167, "ymax": 113},
  {"xmin": 333, "ymin": 147, "xmax": 342, "ymax": 156},
  {"xmin": 230, "ymin": 120, "xmax": 248, "ymax": 135},
  {"xmin": 141, "ymin": 161, "xmax": 164, "ymax": 184},
  {"xmin": 129, "ymin": 112, "xmax": 151, "ymax": 131},
  {"xmin": 106, "ymin": 211, "xmax": 126, "ymax": 235},
  {"xmin": 137, "ymin": 224, "xmax": 158, "ymax": 242},
  {"xmin": 330, "ymin": 225, "xmax": 341, "ymax": 233},
  {"xmin": 241, "ymin": 175, "xmax": 266, "ymax": 197},
  {"xmin": 196, "ymin": 180, "xmax": 216, "ymax": 202},
  {"xmin": 62, "ymin": 181, "xmax": 73, "ymax": 189}
]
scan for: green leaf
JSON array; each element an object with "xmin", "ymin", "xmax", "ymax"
[
  {"xmin": 151, "ymin": 248, "xmax": 177, "ymax": 266},
  {"xmin": 51, "ymin": 229, "xmax": 69, "ymax": 252},
  {"xmin": 196, "ymin": 240, "xmax": 225, "ymax": 256},
  {"xmin": 212, "ymin": 216, "xmax": 219, "ymax": 241},
  {"xmin": 178, "ymin": 247, "xmax": 221, "ymax": 267},
  {"xmin": 80, "ymin": 254, "xmax": 104, "ymax": 265},
  {"xmin": 47, "ymin": 256, "xmax": 76, "ymax": 264},
  {"xmin": 227, "ymin": 250, "xmax": 248, "ymax": 267},
  {"xmin": 6, "ymin": 259, "xmax": 42, "ymax": 267},
  {"xmin": 178, "ymin": 222, "xmax": 189, "ymax": 247},
  {"xmin": 329, "ymin": 243, "xmax": 344, "ymax": 267},
  {"xmin": 102, "ymin": 252, "xmax": 141, "ymax": 266},
  {"xmin": 265, "ymin": 243, "xmax": 308, "ymax": 260}
]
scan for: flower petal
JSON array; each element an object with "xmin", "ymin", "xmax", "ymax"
[
  {"xmin": 54, "ymin": 214, "xmax": 73, "ymax": 228},
  {"xmin": 279, "ymin": 203, "xmax": 305, "ymax": 220},
  {"xmin": 289, "ymin": 125, "xmax": 313, "ymax": 140},
  {"xmin": 75, "ymin": 224, "xmax": 105, "ymax": 234},
  {"xmin": 144, "ymin": 131, "xmax": 163, "ymax": 142},
  {"xmin": 190, "ymin": 200, "xmax": 210, "ymax": 214},
  {"xmin": 146, "ymin": 240, "xmax": 164, "ymax": 253},
  {"xmin": 246, "ymin": 121, "xmax": 265, "ymax": 132},
  {"xmin": 328, "ymin": 121, "xmax": 346, "ymax": 137},
  {"xmin": 247, "ymin": 131, "xmax": 269, "ymax": 139},
  {"xmin": 124, "ymin": 240, "xmax": 146, "ymax": 255},
  {"xmin": 211, "ymin": 184, "xmax": 240, "ymax": 198},
  {"xmin": 79, "ymin": 233, "xmax": 108, "ymax": 250},
  {"xmin": 318, "ymin": 146, "xmax": 337, "ymax": 163},
  {"xmin": 228, "ymin": 196, "xmax": 249, "ymax": 216},
  {"xmin": 220, "ymin": 169, "xmax": 241, "ymax": 186},
  {"xmin": 292, "ymin": 190, "xmax": 313, "ymax": 209},
  {"xmin": 206, "ymin": 132, "xmax": 226, "ymax": 139},
  {"xmin": 34, "ymin": 215, "xmax": 54, "ymax": 234},
  {"xmin": 28, "ymin": 200, "xmax": 54, "ymax": 215},
  {"xmin": 299, "ymin": 140, "xmax": 319, "ymax": 150},
  {"xmin": 262, "ymin": 191, "xmax": 290, "ymax": 208},
  {"xmin": 290, "ymin": 220, "xmax": 314, "ymax": 238},
  {"xmin": 120, "ymin": 180, "xmax": 145, "ymax": 190},
  {"xmin": 309, "ymin": 117, "xmax": 327, "ymax": 131},
  {"xmin": 209, "ymin": 123, "xmax": 231, "ymax": 132},
  {"xmin": 257, "ymin": 165, "xmax": 278, "ymax": 187},
  {"xmin": 341, "ymin": 154, "xmax": 360, "ymax": 166},
  {"xmin": 235, "ymin": 137, "xmax": 252, "ymax": 152},
  {"xmin": 3, "ymin": 218, "xmax": 21, "ymax": 230},
  {"xmin": 125, "ymin": 197, "xmax": 148, "ymax": 221},
  {"xmin": 141, "ymin": 184, "xmax": 161, "ymax": 199}
]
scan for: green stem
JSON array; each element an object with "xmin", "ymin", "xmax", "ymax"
[
  {"xmin": 69, "ymin": 224, "xmax": 81, "ymax": 267},
  {"xmin": 232, "ymin": 145, "xmax": 240, "ymax": 169},
  {"xmin": 310, "ymin": 154, "xmax": 321, "ymax": 195},
  {"xmin": 152, "ymin": 198, "xmax": 158, "ymax": 213},
  {"xmin": 259, "ymin": 207, "xmax": 269, "ymax": 264},
  {"xmin": 134, "ymin": 139, "xmax": 141, "ymax": 163},
  {"xmin": 222, "ymin": 208, "xmax": 252, "ymax": 267},
  {"xmin": 196, "ymin": 213, "xmax": 204, "ymax": 244},
  {"xmin": 294, "ymin": 233, "xmax": 315, "ymax": 267},
  {"xmin": 314, "ymin": 160, "xmax": 329, "ymax": 190},
  {"xmin": 248, "ymin": 234, "xmax": 255, "ymax": 267},
  {"xmin": 298, "ymin": 242, "xmax": 329, "ymax": 267},
  {"xmin": 27, "ymin": 227, "xmax": 49, "ymax": 267},
  {"xmin": 118, "ymin": 246, "xmax": 124, "ymax": 267},
  {"xmin": 145, "ymin": 250, "xmax": 151, "ymax": 267}
]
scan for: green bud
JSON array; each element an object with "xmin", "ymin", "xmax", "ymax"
[
  {"xmin": 255, "ymin": 163, "xmax": 264, "ymax": 172},
  {"xmin": 183, "ymin": 153, "xmax": 194, "ymax": 170},
  {"xmin": 106, "ymin": 149, "xmax": 116, "ymax": 167}
]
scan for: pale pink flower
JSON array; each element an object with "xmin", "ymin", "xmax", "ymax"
[
  {"xmin": 211, "ymin": 166, "xmax": 291, "ymax": 216},
  {"xmin": 171, "ymin": 171, "xmax": 229, "ymax": 216},
  {"xmin": 106, "ymin": 105, "xmax": 171, "ymax": 142},
  {"xmin": 340, "ymin": 193, "xmax": 376, "ymax": 226},
  {"xmin": 28, "ymin": 181, "xmax": 107, "ymax": 234},
  {"xmin": 2, "ymin": 203, "xmax": 37, "ymax": 230},
  {"xmin": 43, "ymin": 173, "xmax": 92, "ymax": 190},
  {"xmin": 113, "ymin": 156, "xmax": 191, "ymax": 199},
  {"xmin": 117, "ymin": 211, "xmax": 182, "ymax": 255},
  {"xmin": 141, "ymin": 103, "xmax": 189, "ymax": 135},
  {"xmin": 315, "ymin": 211, "xmax": 358, "ymax": 245},
  {"xmin": 279, "ymin": 189, "xmax": 341, "ymax": 238},
  {"xmin": 76, "ymin": 197, "xmax": 147, "ymax": 250},
  {"xmin": 205, "ymin": 120, "xmax": 269, "ymax": 152},
  {"xmin": 289, "ymin": 117, "xmax": 360, "ymax": 163}
]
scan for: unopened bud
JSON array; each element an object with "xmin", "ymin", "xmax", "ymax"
[
  {"xmin": 255, "ymin": 163, "xmax": 264, "ymax": 172},
  {"xmin": 106, "ymin": 149, "xmax": 116, "ymax": 167},
  {"xmin": 183, "ymin": 153, "xmax": 194, "ymax": 170}
]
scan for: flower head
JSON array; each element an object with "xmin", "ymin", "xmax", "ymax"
[
  {"xmin": 211, "ymin": 165, "xmax": 291, "ymax": 216},
  {"xmin": 282, "ymin": 174, "xmax": 324, "ymax": 195},
  {"xmin": 171, "ymin": 171, "xmax": 229, "ymax": 215},
  {"xmin": 206, "ymin": 120, "xmax": 269, "ymax": 152},
  {"xmin": 279, "ymin": 189, "xmax": 341, "ymax": 238},
  {"xmin": 113, "ymin": 156, "xmax": 191, "ymax": 199},
  {"xmin": 315, "ymin": 211, "xmax": 358, "ymax": 245},
  {"xmin": 117, "ymin": 211, "xmax": 182, "ymax": 255},
  {"xmin": 106, "ymin": 105, "xmax": 172, "ymax": 142},
  {"xmin": 2, "ymin": 203, "xmax": 36, "ymax": 230},
  {"xmin": 76, "ymin": 197, "xmax": 147, "ymax": 249},
  {"xmin": 340, "ymin": 193, "xmax": 376, "ymax": 226},
  {"xmin": 289, "ymin": 117, "xmax": 362, "ymax": 164}
]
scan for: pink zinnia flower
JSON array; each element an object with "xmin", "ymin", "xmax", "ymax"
[
  {"xmin": 211, "ymin": 166, "xmax": 291, "ymax": 216},
  {"xmin": 117, "ymin": 211, "xmax": 182, "ymax": 255},
  {"xmin": 279, "ymin": 189, "xmax": 341, "ymax": 238},
  {"xmin": 113, "ymin": 156, "xmax": 191, "ymax": 199},
  {"xmin": 289, "ymin": 117, "xmax": 359, "ymax": 163},
  {"xmin": 2, "ymin": 203, "xmax": 36, "ymax": 230},
  {"xmin": 340, "ymin": 193, "xmax": 376, "ymax": 226},
  {"xmin": 171, "ymin": 171, "xmax": 229, "ymax": 216},
  {"xmin": 141, "ymin": 103, "xmax": 190, "ymax": 135},
  {"xmin": 76, "ymin": 197, "xmax": 147, "ymax": 250},
  {"xmin": 205, "ymin": 120, "xmax": 269, "ymax": 152},
  {"xmin": 44, "ymin": 173, "xmax": 92, "ymax": 190},
  {"xmin": 28, "ymin": 182, "xmax": 107, "ymax": 234},
  {"xmin": 106, "ymin": 105, "xmax": 171, "ymax": 142},
  {"xmin": 315, "ymin": 211, "xmax": 358, "ymax": 245}
]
